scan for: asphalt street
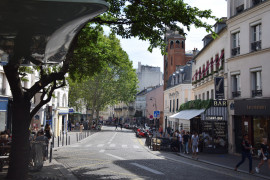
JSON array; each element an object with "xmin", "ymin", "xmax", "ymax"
[{"xmin": 53, "ymin": 126, "xmax": 263, "ymax": 180}]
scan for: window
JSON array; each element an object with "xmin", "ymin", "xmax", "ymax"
[
  {"xmin": 182, "ymin": 41, "xmax": 184, "ymax": 48},
  {"xmin": 202, "ymin": 93, "xmax": 205, "ymax": 100},
  {"xmin": 195, "ymin": 95, "xmax": 197, "ymax": 100},
  {"xmin": 251, "ymin": 23, "xmax": 261, "ymax": 51},
  {"xmin": 176, "ymin": 40, "xmax": 180, "ymax": 48},
  {"xmin": 253, "ymin": 0, "xmax": 266, "ymax": 6},
  {"xmin": 176, "ymin": 99, "xmax": 179, "ymax": 111},
  {"xmin": 170, "ymin": 100, "xmax": 172, "ymax": 112},
  {"xmin": 231, "ymin": 73, "xmax": 241, "ymax": 98},
  {"xmin": 173, "ymin": 99, "xmax": 175, "ymax": 112},
  {"xmin": 232, "ymin": 32, "xmax": 240, "ymax": 56},
  {"xmin": 251, "ymin": 68, "xmax": 262, "ymax": 97},
  {"xmin": 211, "ymin": 89, "xmax": 214, "ymax": 99},
  {"xmin": 207, "ymin": 91, "xmax": 209, "ymax": 100},
  {"xmin": 170, "ymin": 41, "xmax": 174, "ymax": 49},
  {"xmin": 199, "ymin": 94, "xmax": 201, "ymax": 100},
  {"xmin": 0, "ymin": 73, "xmax": 4, "ymax": 95}
]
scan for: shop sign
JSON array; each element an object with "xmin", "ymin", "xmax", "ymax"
[
  {"xmin": 235, "ymin": 99, "xmax": 270, "ymax": 116},
  {"xmin": 214, "ymin": 77, "xmax": 224, "ymax": 99},
  {"xmin": 205, "ymin": 116, "xmax": 224, "ymax": 121},
  {"xmin": 213, "ymin": 100, "xmax": 227, "ymax": 107}
]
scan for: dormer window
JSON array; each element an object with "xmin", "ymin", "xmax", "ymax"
[{"xmin": 236, "ymin": 4, "xmax": 244, "ymax": 14}]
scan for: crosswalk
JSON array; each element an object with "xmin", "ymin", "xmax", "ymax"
[{"xmin": 69, "ymin": 143, "xmax": 142, "ymax": 149}]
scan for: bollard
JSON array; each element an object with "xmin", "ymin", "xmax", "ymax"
[
  {"xmin": 68, "ymin": 136, "xmax": 70, "ymax": 145},
  {"xmin": 52, "ymin": 133, "xmax": 55, "ymax": 148},
  {"xmin": 66, "ymin": 132, "xmax": 68, "ymax": 146},
  {"xmin": 58, "ymin": 136, "xmax": 59, "ymax": 147},
  {"xmin": 49, "ymin": 142, "xmax": 53, "ymax": 163}
]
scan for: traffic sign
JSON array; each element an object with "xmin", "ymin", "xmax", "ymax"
[{"xmin": 153, "ymin": 111, "xmax": 160, "ymax": 118}]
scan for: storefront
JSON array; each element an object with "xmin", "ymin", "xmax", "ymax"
[
  {"xmin": 0, "ymin": 97, "xmax": 10, "ymax": 132},
  {"xmin": 200, "ymin": 105, "xmax": 228, "ymax": 154},
  {"xmin": 171, "ymin": 100, "xmax": 228, "ymax": 154},
  {"xmin": 234, "ymin": 99, "xmax": 270, "ymax": 153}
]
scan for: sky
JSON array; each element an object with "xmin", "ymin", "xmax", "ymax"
[{"xmin": 116, "ymin": 0, "xmax": 228, "ymax": 72}]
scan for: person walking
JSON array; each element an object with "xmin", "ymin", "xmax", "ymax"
[
  {"xmin": 115, "ymin": 124, "xmax": 118, "ymax": 130},
  {"xmin": 120, "ymin": 123, "xmax": 123, "ymax": 130},
  {"xmin": 183, "ymin": 131, "xmax": 190, "ymax": 154},
  {"xmin": 255, "ymin": 138, "xmax": 270, "ymax": 173},
  {"xmin": 234, "ymin": 134, "xmax": 254, "ymax": 174},
  {"xmin": 178, "ymin": 131, "xmax": 183, "ymax": 153},
  {"xmin": 191, "ymin": 132, "xmax": 199, "ymax": 159},
  {"xmin": 44, "ymin": 124, "xmax": 52, "ymax": 141}
]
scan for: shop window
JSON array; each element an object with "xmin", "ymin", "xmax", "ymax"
[
  {"xmin": 253, "ymin": 116, "xmax": 270, "ymax": 151},
  {"xmin": 231, "ymin": 73, "xmax": 241, "ymax": 98},
  {"xmin": 251, "ymin": 68, "xmax": 262, "ymax": 97},
  {"xmin": 251, "ymin": 23, "xmax": 261, "ymax": 51}
]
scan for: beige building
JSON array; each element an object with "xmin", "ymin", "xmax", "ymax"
[
  {"xmin": 164, "ymin": 65, "xmax": 194, "ymax": 132},
  {"xmin": 226, "ymin": 0, "xmax": 270, "ymax": 153}
]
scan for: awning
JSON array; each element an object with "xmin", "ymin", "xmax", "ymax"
[{"xmin": 169, "ymin": 109, "xmax": 205, "ymax": 120}]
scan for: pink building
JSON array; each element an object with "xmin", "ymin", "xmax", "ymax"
[{"xmin": 146, "ymin": 85, "xmax": 164, "ymax": 128}]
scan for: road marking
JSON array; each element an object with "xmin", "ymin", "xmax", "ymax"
[
  {"xmin": 130, "ymin": 163, "xmax": 164, "ymax": 175},
  {"xmin": 122, "ymin": 145, "xmax": 127, "ymax": 148},
  {"xmin": 97, "ymin": 144, "xmax": 104, "ymax": 147},
  {"xmin": 133, "ymin": 145, "xmax": 139, "ymax": 149},
  {"xmin": 106, "ymin": 153, "xmax": 126, "ymax": 160},
  {"xmin": 99, "ymin": 149, "xmax": 105, "ymax": 153},
  {"xmin": 109, "ymin": 144, "xmax": 116, "ymax": 147}
]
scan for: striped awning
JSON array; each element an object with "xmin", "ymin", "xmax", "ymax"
[{"xmin": 170, "ymin": 109, "xmax": 205, "ymax": 120}]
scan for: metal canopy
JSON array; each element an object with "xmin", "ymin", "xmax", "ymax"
[{"xmin": 0, "ymin": 0, "xmax": 108, "ymax": 65}]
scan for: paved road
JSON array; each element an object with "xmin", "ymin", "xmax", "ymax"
[{"xmin": 53, "ymin": 126, "xmax": 262, "ymax": 180}]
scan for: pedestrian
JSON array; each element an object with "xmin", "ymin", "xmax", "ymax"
[
  {"xmin": 115, "ymin": 124, "xmax": 118, "ymax": 130},
  {"xmin": 255, "ymin": 138, "xmax": 270, "ymax": 173},
  {"xmin": 183, "ymin": 131, "xmax": 190, "ymax": 154},
  {"xmin": 167, "ymin": 126, "xmax": 171, "ymax": 137},
  {"xmin": 234, "ymin": 134, "xmax": 254, "ymax": 174},
  {"xmin": 79, "ymin": 123, "xmax": 84, "ymax": 132},
  {"xmin": 44, "ymin": 124, "xmax": 52, "ymax": 141},
  {"xmin": 120, "ymin": 123, "xmax": 123, "ymax": 130},
  {"xmin": 191, "ymin": 132, "xmax": 199, "ymax": 159},
  {"xmin": 178, "ymin": 130, "xmax": 183, "ymax": 153}
]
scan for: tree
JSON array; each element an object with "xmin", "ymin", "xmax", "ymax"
[
  {"xmin": 3, "ymin": 1, "xmax": 217, "ymax": 179},
  {"xmin": 69, "ymin": 30, "xmax": 138, "ymax": 125}
]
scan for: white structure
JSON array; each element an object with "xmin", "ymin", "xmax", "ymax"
[
  {"xmin": 192, "ymin": 18, "xmax": 227, "ymax": 101},
  {"xmin": 164, "ymin": 65, "xmax": 194, "ymax": 132},
  {"xmin": 136, "ymin": 62, "xmax": 163, "ymax": 91},
  {"xmin": 226, "ymin": 0, "xmax": 270, "ymax": 153}
]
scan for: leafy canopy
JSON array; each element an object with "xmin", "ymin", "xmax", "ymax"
[{"xmin": 93, "ymin": 0, "xmax": 218, "ymax": 53}]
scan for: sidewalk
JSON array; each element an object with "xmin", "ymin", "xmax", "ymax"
[
  {"xmin": 141, "ymin": 137, "xmax": 270, "ymax": 180},
  {"xmin": 0, "ymin": 130, "xmax": 96, "ymax": 180},
  {"xmin": 178, "ymin": 152, "xmax": 270, "ymax": 179}
]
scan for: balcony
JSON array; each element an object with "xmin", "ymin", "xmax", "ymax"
[
  {"xmin": 231, "ymin": 47, "xmax": 240, "ymax": 56},
  {"xmin": 253, "ymin": 0, "xmax": 266, "ymax": 6},
  {"xmin": 252, "ymin": 90, "xmax": 262, "ymax": 97},
  {"xmin": 251, "ymin": 41, "xmax": 261, "ymax": 51},
  {"xmin": 232, "ymin": 91, "xmax": 241, "ymax": 98},
  {"xmin": 0, "ymin": 88, "xmax": 6, "ymax": 95}
]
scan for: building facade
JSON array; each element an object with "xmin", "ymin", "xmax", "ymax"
[
  {"xmin": 164, "ymin": 64, "xmax": 194, "ymax": 132},
  {"xmin": 136, "ymin": 62, "xmax": 163, "ymax": 91},
  {"xmin": 163, "ymin": 30, "xmax": 193, "ymax": 90},
  {"xmin": 226, "ymin": 0, "xmax": 270, "ymax": 153}
]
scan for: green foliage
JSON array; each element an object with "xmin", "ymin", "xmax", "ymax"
[
  {"xmin": 68, "ymin": 30, "xmax": 138, "ymax": 113},
  {"xmin": 93, "ymin": 0, "xmax": 219, "ymax": 53},
  {"xmin": 179, "ymin": 99, "xmax": 213, "ymax": 111}
]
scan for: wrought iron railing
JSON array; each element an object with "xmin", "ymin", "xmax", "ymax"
[
  {"xmin": 232, "ymin": 91, "xmax": 241, "ymax": 98},
  {"xmin": 252, "ymin": 90, "xmax": 262, "ymax": 97},
  {"xmin": 251, "ymin": 41, "xmax": 261, "ymax": 51},
  {"xmin": 231, "ymin": 47, "xmax": 240, "ymax": 56}
]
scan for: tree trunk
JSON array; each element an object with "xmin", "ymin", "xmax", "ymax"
[{"xmin": 7, "ymin": 100, "xmax": 31, "ymax": 180}]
